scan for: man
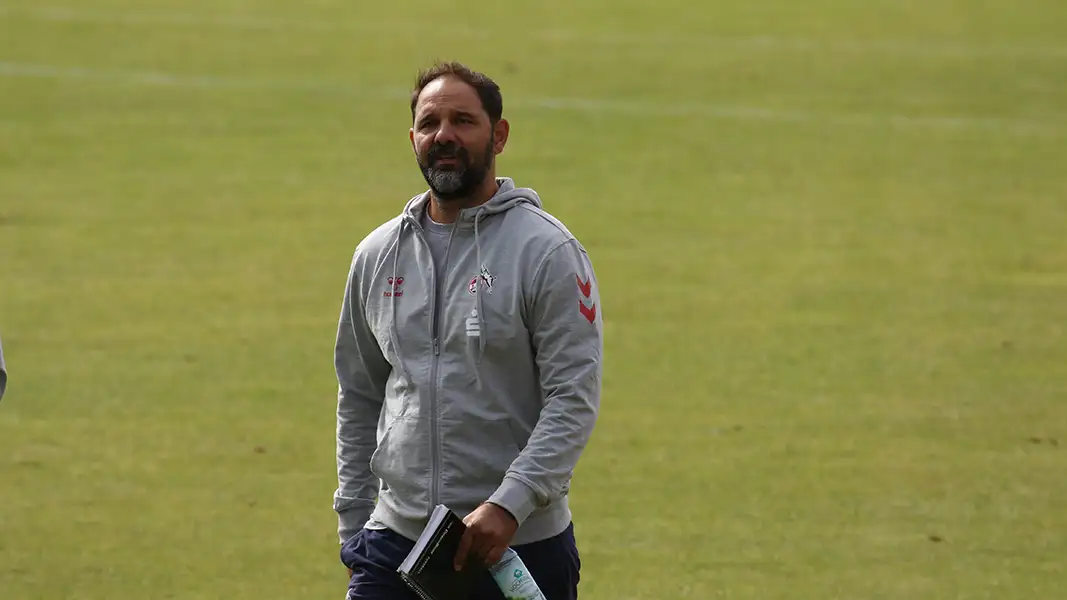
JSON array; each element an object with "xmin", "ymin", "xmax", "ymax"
[{"xmin": 333, "ymin": 61, "xmax": 603, "ymax": 599}]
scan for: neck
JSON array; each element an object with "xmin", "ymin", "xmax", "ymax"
[{"xmin": 427, "ymin": 176, "xmax": 499, "ymax": 224}]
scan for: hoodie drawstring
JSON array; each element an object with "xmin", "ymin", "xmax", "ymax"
[{"xmin": 473, "ymin": 208, "xmax": 487, "ymax": 363}]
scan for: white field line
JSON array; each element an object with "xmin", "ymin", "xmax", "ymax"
[
  {"xmin": 2, "ymin": 5, "xmax": 1067, "ymax": 60},
  {"xmin": 0, "ymin": 61, "xmax": 381, "ymax": 93},
  {"xmin": 1, "ymin": 60, "xmax": 1060, "ymax": 138}
]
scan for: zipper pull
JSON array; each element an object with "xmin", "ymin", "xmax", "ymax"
[{"xmin": 433, "ymin": 337, "xmax": 440, "ymax": 356}]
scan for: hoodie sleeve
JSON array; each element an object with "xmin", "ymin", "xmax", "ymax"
[
  {"xmin": 333, "ymin": 252, "xmax": 391, "ymax": 543},
  {"xmin": 488, "ymin": 239, "xmax": 603, "ymax": 525}
]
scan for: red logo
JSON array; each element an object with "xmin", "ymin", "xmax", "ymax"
[
  {"xmin": 384, "ymin": 276, "xmax": 404, "ymax": 297},
  {"xmin": 577, "ymin": 275, "xmax": 596, "ymax": 323}
]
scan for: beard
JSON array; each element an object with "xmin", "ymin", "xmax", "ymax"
[{"xmin": 417, "ymin": 136, "xmax": 494, "ymax": 202}]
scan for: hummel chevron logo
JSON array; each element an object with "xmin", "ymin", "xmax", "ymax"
[
  {"xmin": 577, "ymin": 274, "xmax": 596, "ymax": 324},
  {"xmin": 576, "ymin": 274, "xmax": 592, "ymax": 299}
]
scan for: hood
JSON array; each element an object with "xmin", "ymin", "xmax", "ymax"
[{"xmin": 400, "ymin": 177, "xmax": 543, "ymax": 228}]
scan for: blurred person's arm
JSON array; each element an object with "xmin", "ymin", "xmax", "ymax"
[
  {"xmin": 333, "ymin": 252, "xmax": 391, "ymax": 544},
  {"xmin": 0, "ymin": 335, "xmax": 6, "ymax": 401}
]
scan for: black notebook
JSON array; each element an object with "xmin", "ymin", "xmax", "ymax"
[{"xmin": 397, "ymin": 504, "xmax": 487, "ymax": 600}]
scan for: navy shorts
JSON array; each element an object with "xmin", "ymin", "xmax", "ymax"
[{"xmin": 340, "ymin": 523, "xmax": 581, "ymax": 600}]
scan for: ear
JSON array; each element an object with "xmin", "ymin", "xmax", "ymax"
[
  {"xmin": 409, "ymin": 127, "xmax": 416, "ymax": 152},
  {"xmin": 492, "ymin": 118, "xmax": 510, "ymax": 155}
]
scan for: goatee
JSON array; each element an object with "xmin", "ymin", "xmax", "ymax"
[{"xmin": 418, "ymin": 137, "xmax": 494, "ymax": 202}]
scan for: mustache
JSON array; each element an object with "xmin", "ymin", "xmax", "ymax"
[{"xmin": 427, "ymin": 143, "xmax": 469, "ymax": 164}]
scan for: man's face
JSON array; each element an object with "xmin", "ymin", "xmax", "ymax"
[{"xmin": 410, "ymin": 76, "xmax": 506, "ymax": 201}]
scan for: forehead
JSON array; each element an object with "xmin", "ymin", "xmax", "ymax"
[{"xmin": 413, "ymin": 76, "xmax": 485, "ymax": 118}]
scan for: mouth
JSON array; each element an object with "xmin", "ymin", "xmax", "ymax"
[{"xmin": 432, "ymin": 156, "xmax": 461, "ymax": 167}]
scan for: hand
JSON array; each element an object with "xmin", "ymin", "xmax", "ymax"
[{"xmin": 454, "ymin": 502, "xmax": 519, "ymax": 571}]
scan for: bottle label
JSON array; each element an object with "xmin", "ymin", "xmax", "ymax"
[{"xmin": 490, "ymin": 553, "xmax": 547, "ymax": 600}]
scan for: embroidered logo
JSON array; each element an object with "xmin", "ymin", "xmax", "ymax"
[
  {"xmin": 384, "ymin": 276, "xmax": 404, "ymax": 297},
  {"xmin": 468, "ymin": 265, "xmax": 496, "ymax": 295},
  {"xmin": 577, "ymin": 274, "xmax": 596, "ymax": 323}
]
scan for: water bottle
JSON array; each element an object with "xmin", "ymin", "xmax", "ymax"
[{"xmin": 489, "ymin": 547, "xmax": 547, "ymax": 600}]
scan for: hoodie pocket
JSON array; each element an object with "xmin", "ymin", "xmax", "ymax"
[
  {"xmin": 438, "ymin": 415, "xmax": 522, "ymax": 504},
  {"xmin": 369, "ymin": 415, "xmax": 430, "ymax": 514}
]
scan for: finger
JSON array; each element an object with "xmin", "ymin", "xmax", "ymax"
[
  {"xmin": 454, "ymin": 528, "xmax": 474, "ymax": 571},
  {"xmin": 471, "ymin": 536, "xmax": 494, "ymax": 563},
  {"xmin": 484, "ymin": 544, "xmax": 507, "ymax": 566},
  {"xmin": 471, "ymin": 528, "xmax": 501, "ymax": 566}
]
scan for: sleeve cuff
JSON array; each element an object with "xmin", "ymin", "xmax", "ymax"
[
  {"xmin": 487, "ymin": 476, "xmax": 540, "ymax": 526},
  {"xmin": 337, "ymin": 507, "xmax": 371, "ymax": 544}
]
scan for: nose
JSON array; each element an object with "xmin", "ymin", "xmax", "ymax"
[{"xmin": 433, "ymin": 120, "xmax": 458, "ymax": 146}]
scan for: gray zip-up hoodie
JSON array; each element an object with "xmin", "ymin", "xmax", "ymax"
[{"xmin": 333, "ymin": 177, "xmax": 603, "ymax": 546}]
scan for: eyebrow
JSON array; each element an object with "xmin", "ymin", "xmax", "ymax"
[{"xmin": 417, "ymin": 108, "xmax": 479, "ymax": 123}]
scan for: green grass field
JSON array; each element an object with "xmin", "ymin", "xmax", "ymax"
[{"xmin": 2, "ymin": 1, "xmax": 1066, "ymax": 598}]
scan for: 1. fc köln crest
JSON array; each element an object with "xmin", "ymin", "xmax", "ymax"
[{"xmin": 468, "ymin": 265, "xmax": 496, "ymax": 296}]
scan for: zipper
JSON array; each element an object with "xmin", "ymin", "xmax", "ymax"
[
  {"xmin": 424, "ymin": 216, "xmax": 458, "ymax": 514},
  {"xmin": 409, "ymin": 218, "xmax": 440, "ymax": 517}
]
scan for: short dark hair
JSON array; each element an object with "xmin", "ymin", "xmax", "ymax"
[{"xmin": 410, "ymin": 61, "xmax": 503, "ymax": 124}]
